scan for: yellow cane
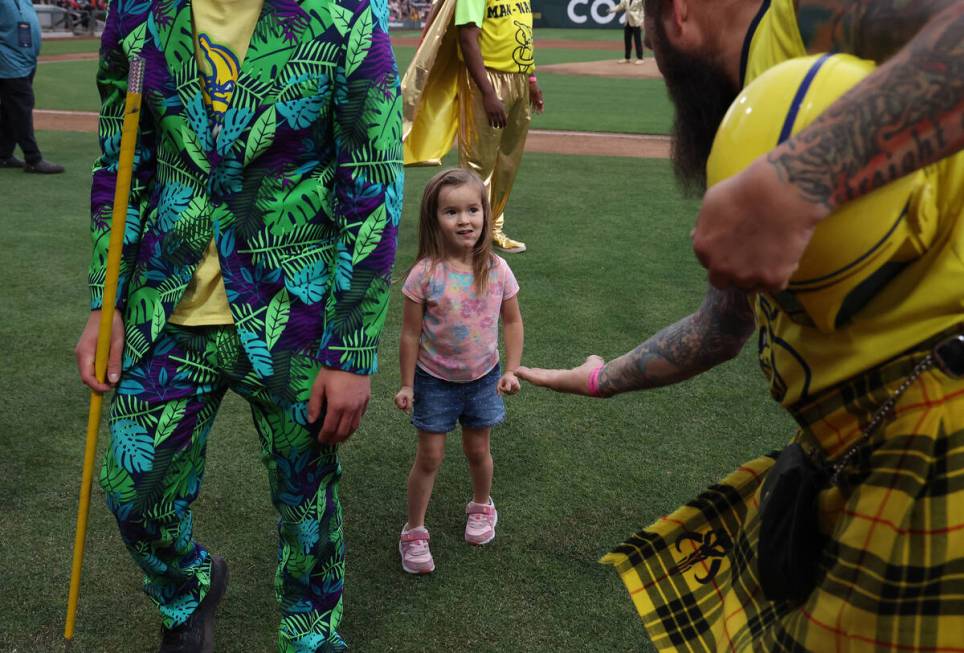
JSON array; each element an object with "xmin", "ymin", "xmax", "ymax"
[{"xmin": 65, "ymin": 55, "xmax": 145, "ymax": 642}]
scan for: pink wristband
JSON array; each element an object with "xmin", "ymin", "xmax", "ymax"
[{"xmin": 587, "ymin": 365, "xmax": 604, "ymax": 397}]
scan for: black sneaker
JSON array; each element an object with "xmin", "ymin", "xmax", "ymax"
[
  {"xmin": 23, "ymin": 159, "xmax": 65, "ymax": 174},
  {"xmin": 0, "ymin": 156, "xmax": 24, "ymax": 168},
  {"xmin": 158, "ymin": 555, "xmax": 229, "ymax": 653}
]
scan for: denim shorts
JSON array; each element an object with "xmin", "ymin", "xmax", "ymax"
[{"xmin": 412, "ymin": 364, "xmax": 506, "ymax": 433}]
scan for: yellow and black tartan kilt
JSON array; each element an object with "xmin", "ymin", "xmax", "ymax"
[{"xmin": 602, "ymin": 334, "xmax": 964, "ymax": 651}]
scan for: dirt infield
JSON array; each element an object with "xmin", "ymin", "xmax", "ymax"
[
  {"xmin": 526, "ymin": 129, "xmax": 669, "ymax": 158},
  {"xmin": 34, "ymin": 110, "xmax": 671, "ymax": 158},
  {"xmin": 38, "ymin": 52, "xmax": 98, "ymax": 63},
  {"xmin": 538, "ymin": 57, "xmax": 662, "ymax": 79},
  {"xmin": 35, "ymin": 109, "xmax": 98, "ymax": 132}
]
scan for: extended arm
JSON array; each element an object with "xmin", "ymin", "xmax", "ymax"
[{"xmin": 516, "ymin": 287, "xmax": 755, "ymax": 397}]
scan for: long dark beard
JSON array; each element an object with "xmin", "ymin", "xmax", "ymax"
[{"xmin": 651, "ymin": 16, "xmax": 738, "ymax": 195}]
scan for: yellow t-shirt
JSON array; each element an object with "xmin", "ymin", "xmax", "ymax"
[
  {"xmin": 744, "ymin": 0, "xmax": 964, "ymax": 406},
  {"xmin": 741, "ymin": 0, "xmax": 806, "ymax": 87},
  {"xmin": 454, "ymin": 0, "xmax": 534, "ymax": 74},
  {"xmin": 168, "ymin": 0, "xmax": 264, "ymax": 326}
]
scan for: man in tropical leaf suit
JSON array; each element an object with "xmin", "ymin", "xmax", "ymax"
[{"xmin": 74, "ymin": 0, "xmax": 403, "ymax": 648}]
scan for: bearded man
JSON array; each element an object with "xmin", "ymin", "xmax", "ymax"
[{"xmin": 517, "ymin": 0, "xmax": 964, "ymax": 650}]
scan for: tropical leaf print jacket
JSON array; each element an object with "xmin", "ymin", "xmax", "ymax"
[{"xmin": 88, "ymin": 0, "xmax": 403, "ymax": 386}]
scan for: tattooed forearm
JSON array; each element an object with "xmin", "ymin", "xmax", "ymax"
[
  {"xmin": 597, "ymin": 287, "xmax": 755, "ymax": 397},
  {"xmin": 770, "ymin": 3, "xmax": 964, "ymax": 210},
  {"xmin": 798, "ymin": 0, "xmax": 958, "ymax": 61}
]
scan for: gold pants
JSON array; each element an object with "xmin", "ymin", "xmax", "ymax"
[{"xmin": 458, "ymin": 67, "xmax": 531, "ymax": 236}]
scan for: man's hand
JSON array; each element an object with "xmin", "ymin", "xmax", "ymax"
[
  {"xmin": 529, "ymin": 80, "xmax": 544, "ymax": 114},
  {"xmin": 497, "ymin": 371, "xmax": 520, "ymax": 395},
  {"xmin": 516, "ymin": 355, "xmax": 604, "ymax": 396},
  {"xmin": 483, "ymin": 90, "xmax": 508, "ymax": 128},
  {"xmin": 394, "ymin": 385, "xmax": 414, "ymax": 413},
  {"xmin": 691, "ymin": 155, "xmax": 827, "ymax": 293},
  {"xmin": 308, "ymin": 368, "xmax": 371, "ymax": 444},
  {"xmin": 76, "ymin": 309, "xmax": 125, "ymax": 393}
]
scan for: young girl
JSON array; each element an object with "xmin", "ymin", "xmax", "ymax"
[{"xmin": 394, "ymin": 168, "xmax": 524, "ymax": 574}]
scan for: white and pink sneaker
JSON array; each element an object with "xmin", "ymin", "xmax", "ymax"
[
  {"xmin": 464, "ymin": 499, "xmax": 498, "ymax": 545},
  {"xmin": 399, "ymin": 525, "xmax": 435, "ymax": 574}
]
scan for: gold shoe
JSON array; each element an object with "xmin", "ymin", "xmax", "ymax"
[{"xmin": 493, "ymin": 232, "xmax": 527, "ymax": 254}]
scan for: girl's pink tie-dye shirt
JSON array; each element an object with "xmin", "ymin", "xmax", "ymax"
[{"xmin": 402, "ymin": 256, "xmax": 520, "ymax": 382}]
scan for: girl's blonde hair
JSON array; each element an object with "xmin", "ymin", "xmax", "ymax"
[{"xmin": 416, "ymin": 167, "xmax": 494, "ymax": 294}]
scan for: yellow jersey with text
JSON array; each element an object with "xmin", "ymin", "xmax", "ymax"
[
  {"xmin": 169, "ymin": 0, "xmax": 263, "ymax": 325},
  {"xmin": 454, "ymin": 0, "xmax": 534, "ymax": 74},
  {"xmin": 742, "ymin": 0, "xmax": 964, "ymax": 406}
]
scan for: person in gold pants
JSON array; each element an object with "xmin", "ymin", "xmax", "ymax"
[
  {"xmin": 402, "ymin": 0, "xmax": 543, "ymax": 254},
  {"xmin": 455, "ymin": 0, "xmax": 543, "ymax": 253}
]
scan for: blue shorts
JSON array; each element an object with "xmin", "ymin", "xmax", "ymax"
[{"xmin": 412, "ymin": 364, "xmax": 506, "ymax": 433}]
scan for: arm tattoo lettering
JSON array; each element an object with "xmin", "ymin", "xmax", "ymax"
[
  {"xmin": 597, "ymin": 287, "xmax": 755, "ymax": 397},
  {"xmin": 798, "ymin": 0, "xmax": 955, "ymax": 61},
  {"xmin": 777, "ymin": 2, "xmax": 964, "ymax": 210}
]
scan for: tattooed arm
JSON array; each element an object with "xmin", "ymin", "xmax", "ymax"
[
  {"xmin": 691, "ymin": 0, "xmax": 964, "ymax": 291},
  {"xmin": 778, "ymin": 0, "xmax": 964, "ymax": 209},
  {"xmin": 597, "ymin": 287, "xmax": 755, "ymax": 396},
  {"xmin": 516, "ymin": 287, "xmax": 755, "ymax": 397}
]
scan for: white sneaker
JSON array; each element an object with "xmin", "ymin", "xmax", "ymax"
[
  {"xmin": 617, "ymin": 59, "xmax": 630, "ymax": 64},
  {"xmin": 465, "ymin": 500, "xmax": 498, "ymax": 545},
  {"xmin": 399, "ymin": 525, "xmax": 435, "ymax": 574}
]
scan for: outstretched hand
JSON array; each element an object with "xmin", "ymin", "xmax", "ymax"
[
  {"xmin": 516, "ymin": 355, "xmax": 604, "ymax": 396},
  {"xmin": 308, "ymin": 368, "xmax": 371, "ymax": 445}
]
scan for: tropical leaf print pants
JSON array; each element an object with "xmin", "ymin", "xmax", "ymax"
[{"xmin": 99, "ymin": 324, "xmax": 346, "ymax": 653}]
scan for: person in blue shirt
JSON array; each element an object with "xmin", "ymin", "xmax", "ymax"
[{"xmin": 0, "ymin": 0, "xmax": 64, "ymax": 173}]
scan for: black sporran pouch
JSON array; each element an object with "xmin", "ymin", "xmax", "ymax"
[{"xmin": 757, "ymin": 443, "xmax": 828, "ymax": 602}]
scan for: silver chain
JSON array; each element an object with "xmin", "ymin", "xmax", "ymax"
[{"xmin": 829, "ymin": 352, "xmax": 935, "ymax": 485}]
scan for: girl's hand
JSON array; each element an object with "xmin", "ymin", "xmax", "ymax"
[
  {"xmin": 497, "ymin": 372, "xmax": 521, "ymax": 395},
  {"xmin": 395, "ymin": 386, "xmax": 414, "ymax": 412}
]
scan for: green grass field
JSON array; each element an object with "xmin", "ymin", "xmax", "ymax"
[
  {"xmin": 0, "ymin": 133, "xmax": 791, "ymax": 652},
  {"xmin": 34, "ymin": 34, "xmax": 671, "ymax": 135},
  {"xmin": 40, "ymin": 36, "xmax": 101, "ymax": 56},
  {"xmin": 2, "ymin": 33, "xmax": 792, "ymax": 653},
  {"xmin": 34, "ymin": 60, "xmax": 100, "ymax": 113}
]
